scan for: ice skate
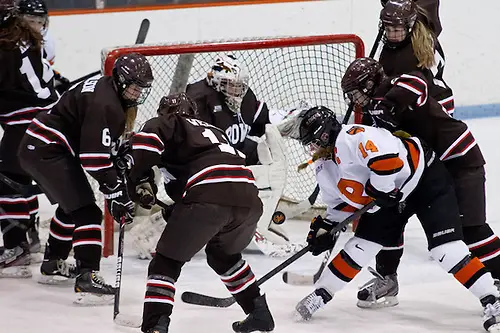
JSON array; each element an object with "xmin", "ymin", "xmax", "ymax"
[
  {"xmin": 0, "ymin": 242, "xmax": 31, "ymax": 278},
  {"xmin": 482, "ymin": 295, "xmax": 500, "ymax": 332},
  {"xmin": 145, "ymin": 315, "xmax": 170, "ymax": 333},
  {"xmin": 294, "ymin": 288, "xmax": 332, "ymax": 321},
  {"xmin": 39, "ymin": 258, "xmax": 77, "ymax": 285},
  {"xmin": 357, "ymin": 266, "xmax": 399, "ymax": 309},
  {"xmin": 74, "ymin": 270, "xmax": 115, "ymax": 306},
  {"xmin": 232, "ymin": 294, "xmax": 275, "ymax": 333}
]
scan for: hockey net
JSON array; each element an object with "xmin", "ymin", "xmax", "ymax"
[{"xmin": 98, "ymin": 34, "xmax": 364, "ymax": 256}]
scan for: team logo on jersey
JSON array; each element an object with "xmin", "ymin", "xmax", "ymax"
[
  {"xmin": 213, "ymin": 105, "xmax": 223, "ymax": 113},
  {"xmin": 225, "ymin": 123, "xmax": 251, "ymax": 145},
  {"xmin": 347, "ymin": 126, "xmax": 365, "ymax": 135}
]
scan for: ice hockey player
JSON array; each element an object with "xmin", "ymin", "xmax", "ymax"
[
  {"xmin": 0, "ymin": 0, "xmax": 58, "ymax": 278},
  {"xmin": 183, "ymin": 54, "xmax": 293, "ymax": 253},
  {"xmin": 123, "ymin": 92, "xmax": 274, "ymax": 333},
  {"xmin": 18, "ymin": 53, "xmax": 153, "ymax": 304},
  {"xmin": 293, "ymin": 106, "xmax": 500, "ymax": 332},
  {"xmin": 18, "ymin": 0, "xmax": 71, "ymax": 94},
  {"xmin": 345, "ymin": 57, "xmax": 500, "ymax": 310}
]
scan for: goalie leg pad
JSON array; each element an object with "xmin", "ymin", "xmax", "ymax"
[
  {"xmin": 129, "ymin": 210, "xmax": 166, "ymax": 260},
  {"xmin": 142, "ymin": 253, "xmax": 183, "ymax": 332},
  {"xmin": 431, "ymin": 240, "xmax": 498, "ymax": 299}
]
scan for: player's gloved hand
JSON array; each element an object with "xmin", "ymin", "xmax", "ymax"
[
  {"xmin": 307, "ymin": 215, "xmax": 344, "ymax": 256},
  {"xmin": 161, "ymin": 203, "xmax": 175, "ymax": 222},
  {"xmin": 100, "ymin": 179, "xmax": 134, "ymax": 224},
  {"xmin": 365, "ymin": 179, "xmax": 403, "ymax": 208},
  {"xmin": 368, "ymin": 100, "xmax": 398, "ymax": 132},
  {"xmin": 115, "ymin": 141, "xmax": 134, "ymax": 175},
  {"xmin": 53, "ymin": 71, "xmax": 71, "ymax": 94},
  {"xmin": 128, "ymin": 170, "xmax": 158, "ymax": 210}
]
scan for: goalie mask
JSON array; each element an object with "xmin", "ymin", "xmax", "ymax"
[
  {"xmin": 207, "ymin": 54, "xmax": 249, "ymax": 113},
  {"xmin": 157, "ymin": 92, "xmax": 198, "ymax": 118},
  {"xmin": 18, "ymin": 0, "xmax": 48, "ymax": 33},
  {"xmin": 112, "ymin": 53, "xmax": 154, "ymax": 107},
  {"xmin": 380, "ymin": 0, "xmax": 418, "ymax": 45},
  {"xmin": 298, "ymin": 106, "xmax": 341, "ymax": 151},
  {"xmin": 341, "ymin": 57, "xmax": 385, "ymax": 107}
]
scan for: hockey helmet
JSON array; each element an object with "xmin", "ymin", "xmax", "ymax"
[
  {"xmin": 0, "ymin": 0, "xmax": 17, "ymax": 26},
  {"xmin": 380, "ymin": 0, "xmax": 418, "ymax": 44},
  {"xmin": 112, "ymin": 53, "xmax": 154, "ymax": 107},
  {"xmin": 298, "ymin": 106, "xmax": 341, "ymax": 149},
  {"xmin": 18, "ymin": 0, "xmax": 48, "ymax": 31},
  {"xmin": 157, "ymin": 92, "xmax": 198, "ymax": 118},
  {"xmin": 207, "ymin": 54, "xmax": 249, "ymax": 113},
  {"xmin": 341, "ymin": 57, "xmax": 385, "ymax": 107}
]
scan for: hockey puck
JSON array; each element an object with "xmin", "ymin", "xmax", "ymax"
[{"xmin": 271, "ymin": 211, "xmax": 286, "ymax": 225}]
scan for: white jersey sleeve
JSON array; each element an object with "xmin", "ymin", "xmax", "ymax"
[{"xmin": 43, "ymin": 31, "xmax": 56, "ymax": 65}]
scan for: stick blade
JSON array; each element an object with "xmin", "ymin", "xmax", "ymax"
[
  {"xmin": 181, "ymin": 291, "xmax": 236, "ymax": 308},
  {"xmin": 114, "ymin": 313, "xmax": 142, "ymax": 328},
  {"xmin": 135, "ymin": 19, "xmax": 150, "ymax": 44}
]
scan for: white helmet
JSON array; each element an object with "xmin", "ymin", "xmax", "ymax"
[{"xmin": 207, "ymin": 54, "xmax": 249, "ymax": 113}]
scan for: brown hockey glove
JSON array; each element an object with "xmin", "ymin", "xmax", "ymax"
[
  {"xmin": 100, "ymin": 179, "xmax": 134, "ymax": 224},
  {"xmin": 307, "ymin": 215, "xmax": 345, "ymax": 256},
  {"xmin": 368, "ymin": 100, "xmax": 399, "ymax": 132},
  {"xmin": 129, "ymin": 170, "xmax": 158, "ymax": 210},
  {"xmin": 54, "ymin": 71, "xmax": 71, "ymax": 94},
  {"xmin": 365, "ymin": 179, "xmax": 403, "ymax": 208}
]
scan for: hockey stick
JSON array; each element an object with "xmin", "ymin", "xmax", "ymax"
[
  {"xmin": 68, "ymin": 19, "xmax": 150, "ymax": 86},
  {"xmin": 369, "ymin": 26, "xmax": 385, "ymax": 59},
  {"xmin": 0, "ymin": 172, "xmax": 42, "ymax": 197},
  {"xmin": 180, "ymin": 201, "xmax": 375, "ymax": 308}
]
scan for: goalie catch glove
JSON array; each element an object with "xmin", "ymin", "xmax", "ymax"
[
  {"xmin": 367, "ymin": 100, "xmax": 399, "ymax": 132},
  {"xmin": 307, "ymin": 215, "xmax": 345, "ymax": 256},
  {"xmin": 100, "ymin": 179, "xmax": 134, "ymax": 224}
]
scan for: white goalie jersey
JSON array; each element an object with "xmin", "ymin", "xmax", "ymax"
[{"xmin": 315, "ymin": 124, "xmax": 426, "ymax": 220}]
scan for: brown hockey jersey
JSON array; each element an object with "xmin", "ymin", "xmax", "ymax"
[
  {"xmin": 416, "ymin": 0, "xmax": 442, "ymax": 37},
  {"xmin": 25, "ymin": 75, "xmax": 125, "ymax": 186},
  {"xmin": 186, "ymin": 80, "xmax": 270, "ymax": 164},
  {"xmin": 373, "ymin": 72, "xmax": 484, "ymax": 169},
  {"xmin": 0, "ymin": 44, "xmax": 58, "ymax": 126},
  {"xmin": 128, "ymin": 113, "xmax": 259, "ymax": 207}
]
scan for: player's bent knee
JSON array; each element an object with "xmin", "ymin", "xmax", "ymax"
[
  {"xmin": 205, "ymin": 249, "xmax": 242, "ymax": 275},
  {"xmin": 344, "ymin": 236, "xmax": 383, "ymax": 267},
  {"xmin": 148, "ymin": 252, "xmax": 184, "ymax": 281},
  {"xmin": 430, "ymin": 240, "xmax": 471, "ymax": 272}
]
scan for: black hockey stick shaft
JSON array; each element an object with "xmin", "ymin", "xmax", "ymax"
[
  {"xmin": 369, "ymin": 26, "xmax": 384, "ymax": 59},
  {"xmin": 114, "ymin": 216, "xmax": 126, "ymax": 320},
  {"xmin": 69, "ymin": 19, "xmax": 150, "ymax": 86},
  {"xmin": 181, "ymin": 201, "xmax": 376, "ymax": 308},
  {"xmin": 0, "ymin": 172, "xmax": 42, "ymax": 197}
]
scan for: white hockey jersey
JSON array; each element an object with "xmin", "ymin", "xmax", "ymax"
[{"xmin": 315, "ymin": 124, "xmax": 426, "ymax": 221}]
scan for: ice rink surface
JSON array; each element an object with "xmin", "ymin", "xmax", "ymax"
[{"xmin": 2, "ymin": 117, "xmax": 500, "ymax": 333}]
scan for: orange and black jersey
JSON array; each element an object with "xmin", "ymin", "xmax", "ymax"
[
  {"xmin": 0, "ymin": 45, "xmax": 58, "ymax": 126},
  {"xmin": 374, "ymin": 72, "xmax": 485, "ymax": 169},
  {"xmin": 128, "ymin": 113, "xmax": 259, "ymax": 207},
  {"xmin": 25, "ymin": 76, "xmax": 125, "ymax": 186}
]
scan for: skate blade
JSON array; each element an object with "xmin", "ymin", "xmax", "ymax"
[
  {"xmin": 38, "ymin": 274, "xmax": 74, "ymax": 285},
  {"xmin": 0, "ymin": 266, "xmax": 32, "ymax": 278},
  {"xmin": 74, "ymin": 292, "xmax": 114, "ymax": 306},
  {"xmin": 357, "ymin": 296, "xmax": 399, "ymax": 309},
  {"xmin": 488, "ymin": 323, "xmax": 500, "ymax": 332}
]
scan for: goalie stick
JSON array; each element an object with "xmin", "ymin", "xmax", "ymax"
[
  {"xmin": 180, "ymin": 201, "xmax": 375, "ymax": 308},
  {"xmin": 281, "ymin": 29, "xmax": 384, "ymax": 285},
  {"xmin": 69, "ymin": 19, "xmax": 150, "ymax": 86}
]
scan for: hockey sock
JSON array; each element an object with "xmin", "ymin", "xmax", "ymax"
[
  {"xmin": 463, "ymin": 224, "xmax": 500, "ymax": 279},
  {"xmin": 0, "ymin": 196, "xmax": 30, "ymax": 249},
  {"xmin": 431, "ymin": 240, "xmax": 498, "ymax": 299},
  {"xmin": 142, "ymin": 253, "xmax": 183, "ymax": 332},
  {"xmin": 27, "ymin": 194, "xmax": 38, "ymax": 222},
  {"xmin": 376, "ymin": 247, "xmax": 404, "ymax": 276},
  {"xmin": 46, "ymin": 207, "xmax": 74, "ymax": 260},
  {"xmin": 207, "ymin": 251, "xmax": 260, "ymax": 314},
  {"xmin": 70, "ymin": 204, "xmax": 102, "ymax": 271}
]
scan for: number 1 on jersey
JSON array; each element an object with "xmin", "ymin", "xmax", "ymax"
[{"xmin": 202, "ymin": 128, "xmax": 245, "ymax": 158}]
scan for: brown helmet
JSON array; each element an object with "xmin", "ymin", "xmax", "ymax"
[
  {"xmin": 157, "ymin": 92, "xmax": 198, "ymax": 118},
  {"xmin": 341, "ymin": 57, "xmax": 385, "ymax": 97},
  {"xmin": 380, "ymin": 0, "xmax": 418, "ymax": 30},
  {"xmin": 112, "ymin": 52, "xmax": 154, "ymax": 107},
  {"xmin": 0, "ymin": 0, "xmax": 17, "ymax": 26}
]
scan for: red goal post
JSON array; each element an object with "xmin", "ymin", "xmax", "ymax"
[{"xmin": 100, "ymin": 34, "xmax": 365, "ymax": 256}]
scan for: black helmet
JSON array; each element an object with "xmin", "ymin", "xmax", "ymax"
[
  {"xmin": 157, "ymin": 92, "xmax": 198, "ymax": 118},
  {"xmin": 380, "ymin": 0, "xmax": 418, "ymax": 45},
  {"xmin": 18, "ymin": 0, "xmax": 47, "ymax": 16},
  {"xmin": 0, "ymin": 0, "xmax": 17, "ymax": 26},
  {"xmin": 112, "ymin": 53, "xmax": 154, "ymax": 107},
  {"xmin": 298, "ymin": 106, "xmax": 341, "ymax": 148},
  {"xmin": 341, "ymin": 57, "xmax": 385, "ymax": 106}
]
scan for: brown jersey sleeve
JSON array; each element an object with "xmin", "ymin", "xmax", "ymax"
[
  {"xmin": 416, "ymin": 0, "xmax": 442, "ymax": 36},
  {"xmin": 385, "ymin": 72, "xmax": 429, "ymax": 115},
  {"xmin": 245, "ymin": 88, "xmax": 270, "ymax": 137},
  {"xmin": 79, "ymin": 98, "xmax": 124, "ymax": 186},
  {"xmin": 129, "ymin": 117, "xmax": 171, "ymax": 183}
]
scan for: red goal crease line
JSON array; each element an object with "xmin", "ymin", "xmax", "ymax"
[{"xmin": 48, "ymin": 0, "xmax": 320, "ymax": 16}]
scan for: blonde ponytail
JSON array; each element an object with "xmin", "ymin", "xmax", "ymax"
[
  {"xmin": 297, "ymin": 146, "xmax": 334, "ymax": 171},
  {"xmin": 411, "ymin": 20, "xmax": 436, "ymax": 69}
]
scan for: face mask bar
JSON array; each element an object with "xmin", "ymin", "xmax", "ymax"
[
  {"xmin": 122, "ymin": 84, "xmax": 152, "ymax": 107},
  {"xmin": 344, "ymin": 90, "xmax": 371, "ymax": 107}
]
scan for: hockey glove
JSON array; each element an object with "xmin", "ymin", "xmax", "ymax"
[
  {"xmin": 128, "ymin": 169, "xmax": 158, "ymax": 210},
  {"xmin": 365, "ymin": 179, "xmax": 403, "ymax": 208},
  {"xmin": 115, "ymin": 141, "xmax": 134, "ymax": 176},
  {"xmin": 368, "ymin": 100, "xmax": 399, "ymax": 132},
  {"xmin": 100, "ymin": 179, "xmax": 135, "ymax": 224},
  {"xmin": 307, "ymin": 215, "xmax": 344, "ymax": 256},
  {"xmin": 54, "ymin": 71, "xmax": 71, "ymax": 94},
  {"xmin": 161, "ymin": 203, "xmax": 175, "ymax": 222}
]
